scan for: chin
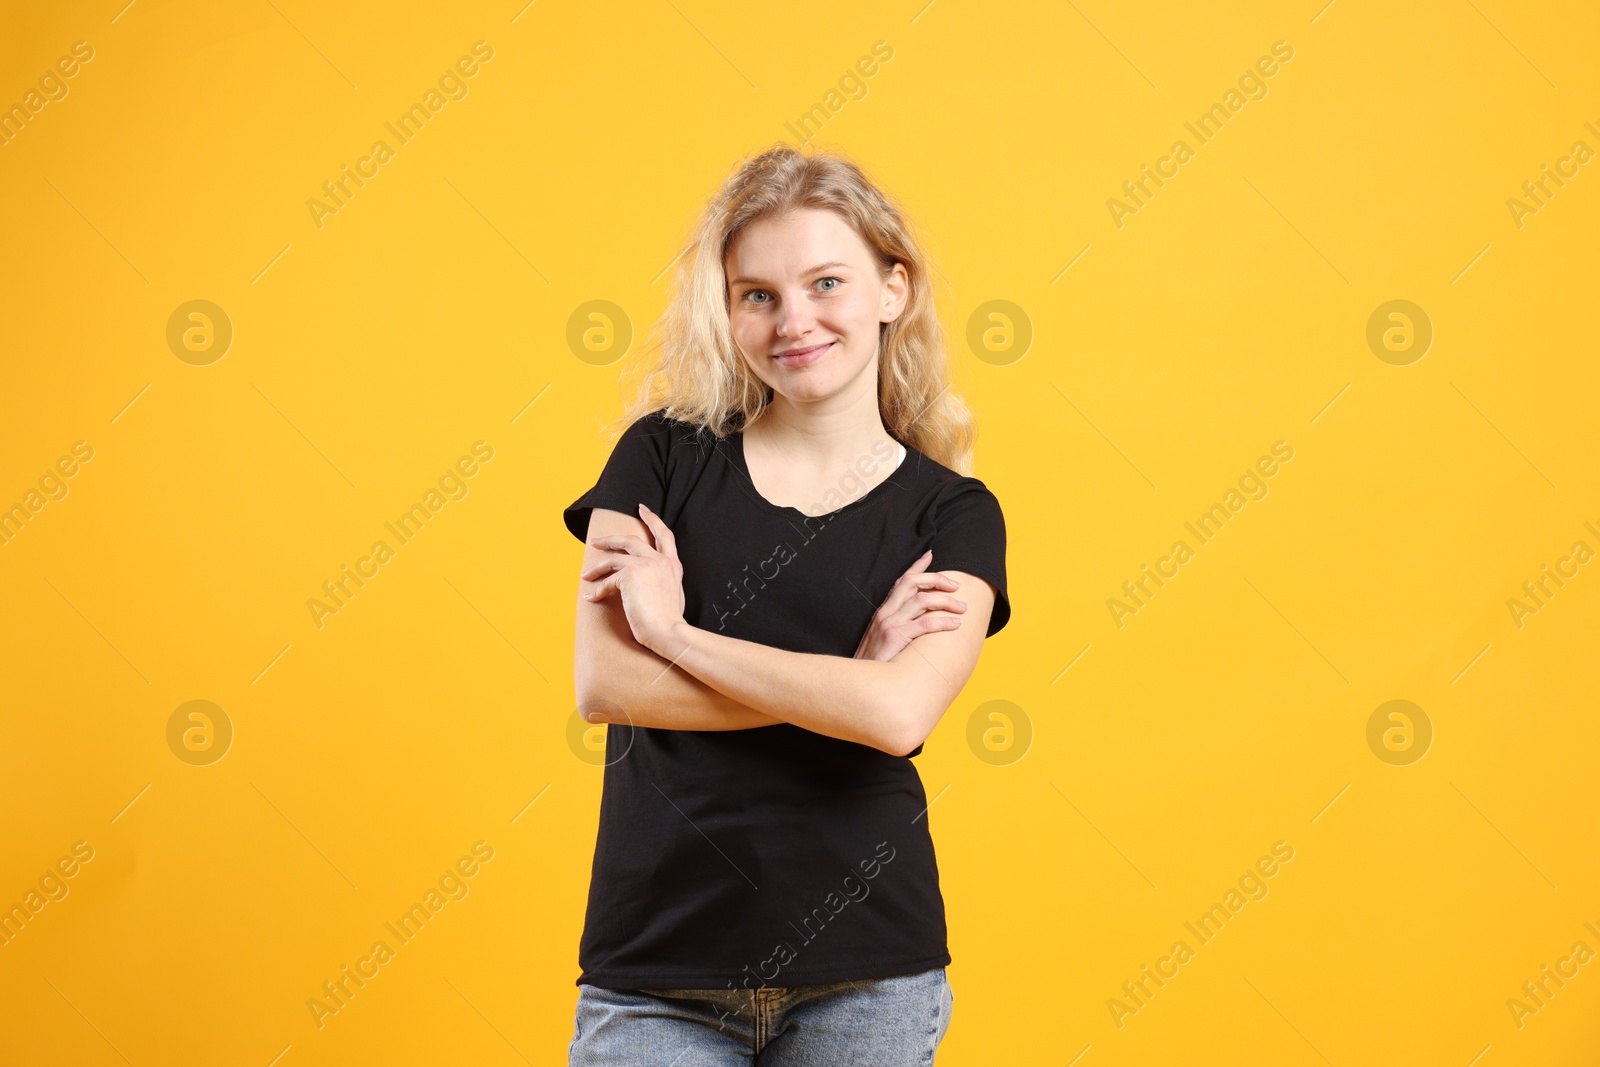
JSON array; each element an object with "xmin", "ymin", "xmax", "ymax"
[{"xmin": 776, "ymin": 369, "xmax": 843, "ymax": 393}]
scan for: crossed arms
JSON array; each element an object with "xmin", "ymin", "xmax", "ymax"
[{"xmin": 572, "ymin": 506, "xmax": 995, "ymax": 757}]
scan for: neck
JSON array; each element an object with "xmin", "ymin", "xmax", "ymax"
[{"xmin": 746, "ymin": 391, "xmax": 894, "ymax": 472}]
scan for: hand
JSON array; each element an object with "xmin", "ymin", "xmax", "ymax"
[
  {"xmin": 581, "ymin": 503, "xmax": 688, "ymax": 654},
  {"xmin": 853, "ymin": 549, "xmax": 967, "ymax": 662}
]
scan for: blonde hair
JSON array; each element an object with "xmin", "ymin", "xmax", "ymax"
[{"xmin": 604, "ymin": 142, "xmax": 980, "ymax": 475}]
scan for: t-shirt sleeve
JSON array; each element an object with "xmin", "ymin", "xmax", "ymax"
[
  {"xmin": 929, "ymin": 479, "xmax": 1011, "ymax": 637},
  {"xmin": 562, "ymin": 410, "xmax": 673, "ymax": 542}
]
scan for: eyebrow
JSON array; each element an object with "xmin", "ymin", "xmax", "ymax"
[{"xmin": 728, "ymin": 261, "xmax": 853, "ymax": 287}]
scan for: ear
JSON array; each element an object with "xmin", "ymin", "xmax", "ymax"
[{"xmin": 880, "ymin": 261, "xmax": 910, "ymax": 324}]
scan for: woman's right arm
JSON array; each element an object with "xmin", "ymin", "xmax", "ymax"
[{"xmin": 574, "ymin": 507, "xmax": 785, "ymax": 730}]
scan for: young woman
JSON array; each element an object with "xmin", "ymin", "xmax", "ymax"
[{"xmin": 562, "ymin": 143, "xmax": 1011, "ymax": 1065}]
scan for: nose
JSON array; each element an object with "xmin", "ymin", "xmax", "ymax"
[{"xmin": 775, "ymin": 289, "xmax": 817, "ymax": 339}]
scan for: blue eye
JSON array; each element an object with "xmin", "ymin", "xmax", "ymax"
[{"xmin": 740, "ymin": 278, "xmax": 840, "ymax": 304}]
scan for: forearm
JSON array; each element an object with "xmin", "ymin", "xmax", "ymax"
[
  {"xmin": 644, "ymin": 620, "xmax": 906, "ymax": 754},
  {"xmin": 580, "ymin": 638, "xmax": 785, "ymax": 731}
]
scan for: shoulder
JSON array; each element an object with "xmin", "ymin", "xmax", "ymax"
[
  {"xmin": 563, "ymin": 410, "xmax": 709, "ymax": 542},
  {"xmin": 912, "ymin": 457, "xmax": 1009, "ymax": 634},
  {"xmin": 604, "ymin": 408, "xmax": 710, "ymax": 463},
  {"xmin": 910, "ymin": 452, "xmax": 1005, "ymax": 523},
  {"xmin": 623, "ymin": 407, "xmax": 679, "ymax": 440},
  {"xmin": 625, "ymin": 408, "xmax": 720, "ymax": 449},
  {"xmin": 929, "ymin": 475, "xmax": 1005, "ymax": 539}
]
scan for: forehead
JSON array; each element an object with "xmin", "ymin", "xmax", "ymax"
[{"xmin": 725, "ymin": 208, "xmax": 871, "ymax": 278}]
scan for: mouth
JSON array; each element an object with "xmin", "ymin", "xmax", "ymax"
[{"xmin": 773, "ymin": 341, "xmax": 832, "ymax": 367}]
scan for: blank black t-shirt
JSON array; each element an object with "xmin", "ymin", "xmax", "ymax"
[{"xmin": 562, "ymin": 408, "xmax": 1010, "ymax": 990}]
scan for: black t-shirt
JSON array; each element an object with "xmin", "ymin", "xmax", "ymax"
[{"xmin": 562, "ymin": 408, "xmax": 1010, "ymax": 990}]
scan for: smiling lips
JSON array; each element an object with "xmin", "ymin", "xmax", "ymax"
[{"xmin": 774, "ymin": 341, "xmax": 832, "ymax": 367}]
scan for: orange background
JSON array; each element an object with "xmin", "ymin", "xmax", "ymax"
[{"xmin": 2, "ymin": 1, "xmax": 1598, "ymax": 1063}]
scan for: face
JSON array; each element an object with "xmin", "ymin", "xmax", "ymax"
[{"xmin": 725, "ymin": 208, "xmax": 908, "ymax": 408}]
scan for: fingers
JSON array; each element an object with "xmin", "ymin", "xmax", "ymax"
[
  {"xmin": 885, "ymin": 574, "xmax": 960, "ymax": 616},
  {"xmin": 874, "ymin": 591, "xmax": 966, "ymax": 637},
  {"xmin": 587, "ymin": 533, "xmax": 649, "ymax": 555},
  {"xmin": 899, "ymin": 554, "xmax": 958, "ymax": 588},
  {"xmin": 905, "ymin": 572, "xmax": 960, "ymax": 592},
  {"xmin": 579, "ymin": 557, "xmax": 624, "ymax": 581},
  {"xmin": 637, "ymin": 504, "xmax": 679, "ymax": 558},
  {"xmin": 898, "ymin": 552, "xmax": 960, "ymax": 584},
  {"xmin": 905, "ymin": 611, "xmax": 962, "ymax": 635},
  {"xmin": 886, "ymin": 612, "xmax": 964, "ymax": 646},
  {"xmin": 881, "ymin": 592, "xmax": 965, "ymax": 625},
  {"xmin": 912, "ymin": 591, "xmax": 968, "ymax": 615}
]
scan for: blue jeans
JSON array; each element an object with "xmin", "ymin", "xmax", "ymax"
[{"xmin": 567, "ymin": 967, "xmax": 953, "ymax": 1065}]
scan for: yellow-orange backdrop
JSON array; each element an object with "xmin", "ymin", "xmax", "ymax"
[{"xmin": 2, "ymin": 1, "xmax": 1597, "ymax": 1064}]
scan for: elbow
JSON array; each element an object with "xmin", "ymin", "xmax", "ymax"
[
  {"xmin": 574, "ymin": 664, "xmax": 613, "ymax": 722},
  {"xmin": 880, "ymin": 700, "xmax": 932, "ymax": 759},
  {"xmin": 883, "ymin": 735, "xmax": 919, "ymax": 759},
  {"xmin": 576, "ymin": 657, "xmax": 638, "ymax": 726},
  {"xmin": 871, "ymin": 669, "xmax": 942, "ymax": 758}
]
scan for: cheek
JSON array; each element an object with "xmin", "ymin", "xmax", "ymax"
[
  {"xmin": 834, "ymin": 291, "xmax": 881, "ymax": 331},
  {"xmin": 732, "ymin": 315, "xmax": 768, "ymax": 356},
  {"xmin": 731, "ymin": 322, "xmax": 773, "ymax": 376},
  {"xmin": 837, "ymin": 297, "xmax": 881, "ymax": 340}
]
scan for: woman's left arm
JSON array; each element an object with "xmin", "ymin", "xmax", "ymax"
[
  {"xmin": 584, "ymin": 504, "xmax": 995, "ymax": 756},
  {"xmin": 645, "ymin": 573, "xmax": 994, "ymax": 756}
]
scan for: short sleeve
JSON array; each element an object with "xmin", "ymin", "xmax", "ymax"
[
  {"xmin": 929, "ymin": 479, "xmax": 1011, "ymax": 637},
  {"xmin": 562, "ymin": 410, "xmax": 673, "ymax": 542}
]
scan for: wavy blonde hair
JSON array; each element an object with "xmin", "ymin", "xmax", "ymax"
[{"xmin": 603, "ymin": 142, "xmax": 980, "ymax": 475}]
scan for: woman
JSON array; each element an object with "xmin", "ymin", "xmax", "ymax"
[{"xmin": 562, "ymin": 143, "xmax": 1011, "ymax": 1065}]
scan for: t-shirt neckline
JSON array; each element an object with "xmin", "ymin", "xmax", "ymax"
[{"xmin": 729, "ymin": 429, "xmax": 911, "ymax": 521}]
